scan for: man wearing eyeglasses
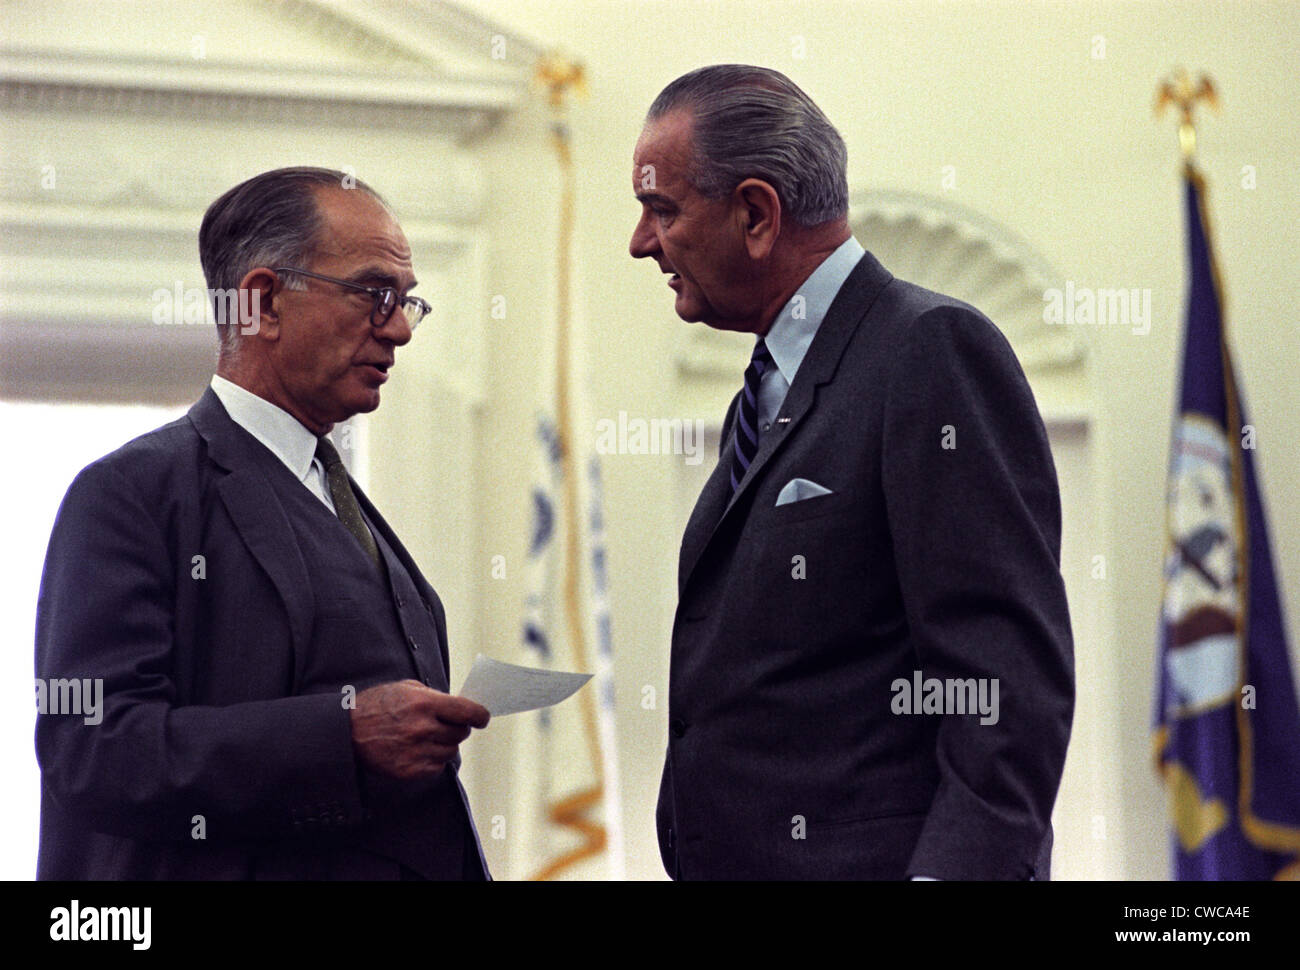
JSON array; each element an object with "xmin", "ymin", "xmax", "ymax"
[{"xmin": 34, "ymin": 167, "xmax": 491, "ymax": 880}]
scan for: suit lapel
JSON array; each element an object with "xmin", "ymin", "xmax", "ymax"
[
  {"xmin": 189, "ymin": 388, "xmax": 314, "ymax": 648},
  {"xmin": 678, "ymin": 395, "xmax": 738, "ymax": 595},
  {"xmin": 678, "ymin": 251, "xmax": 894, "ymax": 596}
]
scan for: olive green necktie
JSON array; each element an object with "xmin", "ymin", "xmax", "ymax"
[{"xmin": 314, "ymin": 437, "xmax": 381, "ymax": 568}]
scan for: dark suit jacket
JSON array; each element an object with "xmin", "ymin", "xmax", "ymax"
[
  {"xmin": 34, "ymin": 388, "xmax": 484, "ymax": 879},
  {"xmin": 657, "ymin": 251, "xmax": 1075, "ymax": 880}
]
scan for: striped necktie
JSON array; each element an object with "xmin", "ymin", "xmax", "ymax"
[
  {"xmin": 730, "ymin": 337, "xmax": 774, "ymax": 495},
  {"xmin": 315, "ymin": 436, "xmax": 381, "ymax": 567}
]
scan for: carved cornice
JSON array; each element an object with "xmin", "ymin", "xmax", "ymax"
[
  {"xmin": 0, "ymin": 1, "xmax": 541, "ymax": 138},
  {"xmin": 0, "ymin": 1, "xmax": 529, "ymax": 406},
  {"xmin": 0, "ymin": 49, "xmax": 512, "ymax": 136}
]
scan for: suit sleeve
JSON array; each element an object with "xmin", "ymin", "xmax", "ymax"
[
  {"xmin": 880, "ymin": 306, "xmax": 1075, "ymax": 880},
  {"xmin": 35, "ymin": 460, "xmax": 366, "ymax": 844}
]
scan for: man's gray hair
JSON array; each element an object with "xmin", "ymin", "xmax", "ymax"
[
  {"xmin": 198, "ymin": 167, "xmax": 388, "ymax": 355},
  {"xmin": 647, "ymin": 65, "xmax": 848, "ymax": 228}
]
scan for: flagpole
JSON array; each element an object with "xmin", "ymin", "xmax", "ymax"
[
  {"xmin": 1155, "ymin": 67, "xmax": 1227, "ymax": 308},
  {"xmin": 530, "ymin": 52, "xmax": 609, "ymax": 880},
  {"xmin": 1153, "ymin": 71, "xmax": 1300, "ymax": 877},
  {"xmin": 1153, "ymin": 66, "xmax": 1228, "ymax": 871}
]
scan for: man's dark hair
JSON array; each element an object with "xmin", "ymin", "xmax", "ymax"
[
  {"xmin": 647, "ymin": 64, "xmax": 848, "ymax": 228},
  {"xmin": 198, "ymin": 166, "xmax": 387, "ymax": 353}
]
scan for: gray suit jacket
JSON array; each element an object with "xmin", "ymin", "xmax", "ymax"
[
  {"xmin": 35, "ymin": 389, "xmax": 484, "ymax": 879},
  {"xmin": 657, "ymin": 251, "xmax": 1074, "ymax": 879}
]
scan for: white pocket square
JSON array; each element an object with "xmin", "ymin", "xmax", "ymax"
[{"xmin": 775, "ymin": 478, "xmax": 834, "ymax": 506}]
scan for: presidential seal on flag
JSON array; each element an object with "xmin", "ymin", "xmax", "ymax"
[{"xmin": 1161, "ymin": 415, "xmax": 1241, "ymax": 718}]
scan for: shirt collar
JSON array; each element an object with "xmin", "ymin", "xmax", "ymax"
[
  {"xmin": 761, "ymin": 234, "xmax": 865, "ymax": 383},
  {"xmin": 209, "ymin": 374, "xmax": 320, "ymax": 484}
]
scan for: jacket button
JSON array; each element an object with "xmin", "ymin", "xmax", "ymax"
[
  {"xmin": 667, "ymin": 826, "xmax": 676, "ymax": 850},
  {"xmin": 396, "ymin": 595, "xmax": 405, "ymax": 607},
  {"xmin": 670, "ymin": 718, "xmax": 687, "ymax": 738},
  {"xmin": 408, "ymin": 635, "xmax": 419, "ymax": 652}
]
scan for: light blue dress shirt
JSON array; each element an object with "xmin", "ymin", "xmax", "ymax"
[{"xmin": 755, "ymin": 235, "xmax": 865, "ymax": 435}]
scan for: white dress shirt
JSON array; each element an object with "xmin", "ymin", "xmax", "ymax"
[{"xmin": 209, "ymin": 374, "xmax": 336, "ymax": 514}]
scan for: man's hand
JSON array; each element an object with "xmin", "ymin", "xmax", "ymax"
[{"xmin": 350, "ymin": 680, "xmax": 490, "ymax": 782}]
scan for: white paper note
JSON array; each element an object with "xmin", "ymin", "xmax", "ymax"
[{"xmin": 458, "ymin": 654, "xmax": 592, "ymax": 717}]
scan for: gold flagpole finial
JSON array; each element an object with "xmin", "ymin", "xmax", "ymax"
[
  {"xmin": 534, "ymin": 51, "xmax": 587, "ymax": 111},
  {"xmin": 1156, "ymin": 68, "xmax": 1219, "ymax": 160}
]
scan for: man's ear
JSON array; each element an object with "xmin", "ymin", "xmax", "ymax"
[
  {"xmin": 734, "ymin": 178, "xmax": 781, "ymax": 260},
  {"xmin": 237, "ymin": 267, "xmax": 281, "ymax": 340}
]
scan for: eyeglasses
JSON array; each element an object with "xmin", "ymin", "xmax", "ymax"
[{"xmin": 272, "ymin": 267, "xmax": 430, "ymax": 331}]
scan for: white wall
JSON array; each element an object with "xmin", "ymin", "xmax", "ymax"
[{"xmin": 457, "ymin": 0, "xmax": 1300, "ymax": 879}]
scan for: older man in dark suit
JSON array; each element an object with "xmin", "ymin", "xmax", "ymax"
[
  {"xmin": 631, "ymin": 66, "xmax": 1075, "ymax": 880},
  {"xmin": 35, "ymin": 167, "xmax": 490, "ymax": 880}
]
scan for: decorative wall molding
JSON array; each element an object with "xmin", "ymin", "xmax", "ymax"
[
  {"xmin": 0, "ymin": 1, "xmax": 534, "ymax": 404},
  {"xmin": 0, "ymin": 49, "xmax": 512, "ymax": 140},
  {"xmin": 848, "ymin": 190, "xmax": 1086, "ymax": 377},
  {"xmin": 0, "ymin": 199, "xmax": 474, "ymax": 320},
  {"xmin": 0, "ymin": 0, "xmax": 541, "ymax": 137}
]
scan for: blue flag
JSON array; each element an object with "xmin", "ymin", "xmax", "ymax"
[{"xmin": 1155, "ymin": 165, "xmax": 1300, "ymax": 880}]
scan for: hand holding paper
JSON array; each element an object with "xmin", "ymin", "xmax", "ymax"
[{"xmin": 458, "ymin": 654, "xmax": 592, "ymax": 717}]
